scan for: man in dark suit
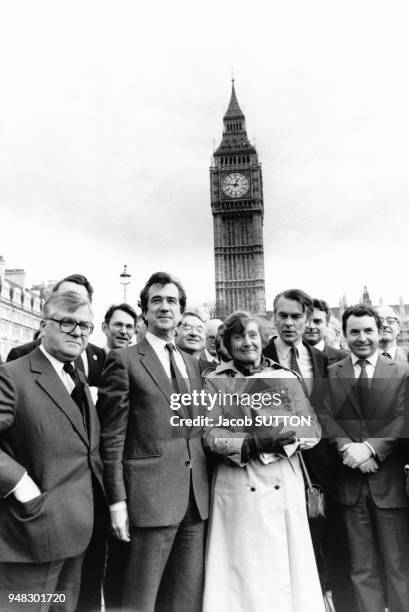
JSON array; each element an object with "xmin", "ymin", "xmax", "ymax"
[
  {"xmin": 0, "ymin": 291, "xmax": 106, "ymax": 612},
  {"xmin": 263, "ymin": 289, "xmax": 340, "ymax": 601},
  {"xmin": 304, "ymin": 298, "xmax": 349, "ymax": 365},
  {"xmin": 6, "ymin": 274, "xmax": 106, "ymax": 611},
  {"xmin": 6, "ymin": 274, "xmax": 106, "ymax": 387},
  {"xmin": 319, "ymin": 304, "xmax": 409, "ymax": 612},
  {"xmin": 98, "ymin": 272, "xmax": 209, "ymax": 612}
]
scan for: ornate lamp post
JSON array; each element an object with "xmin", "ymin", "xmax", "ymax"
[{"xmin": 120, "ymin": 265, "xmax": 131, "ymax": 302}]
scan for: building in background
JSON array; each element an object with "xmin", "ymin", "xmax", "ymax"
[
  {"xmin": 0, "ymin": 256, "xmax": 47, "ymax": 361},
  {"xmin": 210, "ymin": 81, "xmax": 266, "ymax": 319}
]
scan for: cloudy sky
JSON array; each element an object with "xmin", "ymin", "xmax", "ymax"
[{"xmin": 1, "ymin": 0, "xmax": 409, "ymax": 341}]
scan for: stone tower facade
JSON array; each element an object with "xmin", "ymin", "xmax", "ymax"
[{"xmin": 210, "ymin": 82, "xmax": 266, "ymax": 319}]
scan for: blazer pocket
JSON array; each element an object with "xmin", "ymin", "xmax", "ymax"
[
  {"xmin": 13, "ymin": 491, "xmax": 47, "ymax": 520},
  {"xmin": 124, "ymin": 455, "xmax": 161, "ymax": 460}
]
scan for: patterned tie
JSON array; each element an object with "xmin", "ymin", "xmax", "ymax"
[
  {"xmin": 290, "ymin": 346, "xmax": 310, "ymax": 397},
  {"xmin": 357, "ymin": 358, "xmax": 370, "ymax": 414},
  {"xmin": 165, "ymin": 344, "xmax": 189, "ymax": 396},
  {"xmin": 63, "ymin": 362, "xmax": 87, "ymax": 422}
]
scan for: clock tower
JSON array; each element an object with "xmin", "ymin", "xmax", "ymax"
[{"xmin": 210, "ymin": 81, "xmax": 266, "ymax": 318}]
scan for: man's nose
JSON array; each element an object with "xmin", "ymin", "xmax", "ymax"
[
  {"xmin": 357, "ymin": 331, "xmax": 367, "ymax": 341},
  {"xmin": 70, "ymin": 324, "xmax": 82, "ymax": 337}
]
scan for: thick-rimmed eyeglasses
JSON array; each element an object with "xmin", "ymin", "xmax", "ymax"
[{"xmin": 46, "ymin": 317, "xmax": 94, "ymax": 335}]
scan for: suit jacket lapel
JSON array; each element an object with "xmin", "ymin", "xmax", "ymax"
[
  {"xmin": 138, "ymin": 339, "xmax": 173, "ymax": 402},
  {"xmin": 365, "ymin": 356, "xmax": 394, "ymax": 419},
  {"xmin": 30, "ymin": 349, "xmax": 89, "ymax": 445},
  {"xmin": 336, "ymin": 356, "xmax": 362, "ymax": 417}
]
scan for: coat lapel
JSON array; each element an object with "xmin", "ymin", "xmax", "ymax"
[
  {"xmin": 335, "ymin": 356, "xmax": 362, "ymax": 417},
  {"xmin": 365, "ymin": 356, "xmax": 394, "ymax": 419},
  {"xmin": 138, "ymin": 339, "xmax": 173, "ymax": 402},
  {"xmin": 30, "ymin": 348, "xmax": 89, "ymax": 446}
]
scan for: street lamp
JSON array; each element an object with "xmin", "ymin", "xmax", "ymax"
[{"xmin": 120, "ymin": 265, "xmax": 131, "ymax": 302}]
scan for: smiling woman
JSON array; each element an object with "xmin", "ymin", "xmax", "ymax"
[{"xmin": 202, "ymin": 311, "xmax": 325, "ymax": 612}]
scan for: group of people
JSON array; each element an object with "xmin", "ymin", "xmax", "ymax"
[{"xmin": 0, "ymin": 272, "xmax": 409, "ymax": 612}]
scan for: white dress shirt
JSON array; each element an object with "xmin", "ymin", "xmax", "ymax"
[
  {"xmin": 378, "ymin": 344, "xmax": 397, "ymax": 360},
  {"xmin": 350, "ymin": 351, "xmax": 378, "ymax": 457},
  {"xmin": 274, "ymin": 336, "xmax": 314, "ymax": 395},
  {"xmin": 351, "ymin": 351, "xmax": 378, "ymax": 380},
  {"xmin": 145, "ymin": 331, "xmax": 189, "ymax": 383}
]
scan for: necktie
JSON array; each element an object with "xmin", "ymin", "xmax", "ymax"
[
  {"xmin": 290, "ymin": 346, "xmax": 310, "ymax": 397},
  {"xmin": 165, "ymin": 344, "xmax": 189, "ymax": 396},
  {"xmin": 382, "ymin": 352, "xmax": 392, "ymax": 359},
  {"xmin": 63, "ymin": 362, "xmax": 87, "ymax": 422},
  {"xmin": 357, "ymin": 358, "xmax": 370, "ymax": 414}
]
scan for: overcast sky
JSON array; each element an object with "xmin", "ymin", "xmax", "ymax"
[{"xmin": 1, "ymin": 0, "xmax": 409, "ymax": 342}]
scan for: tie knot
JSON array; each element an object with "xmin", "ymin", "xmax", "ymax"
[
  {"xmin": 290, "ymin": 346, "xmax": 298, "ymax": 358},
  {"xmin": 165, "ymin": 343, "xmax": 175, "ymax": 354},
  {"xmin": 382, "ymin": 352, "xmax": 392, "ymax": 359},
  {"xmin": 63, "ymin": 362, "xmax": 76, "ymax": 376},
  {"xmin": 357, "ymin": 359, "xmax": 367, "ymax": 369}
]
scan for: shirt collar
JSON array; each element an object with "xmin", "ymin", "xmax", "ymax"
[
  {"xmin": 204, "ymin": 348, "xmax": 218, "ymax": 363},
  {"xmin": 378, "ymin": 344, "xmax": 397, "ymax": 359},
  {"xmin": 315, "ymin": 340, "xmax": 325, "ymax": 352},
  {"xmin": 146, "ymin": 330, "xmax": 176, "ymax": 351},
  {"xmin": 275, "ymin": 335, "xmax": 304, "ymax": 358},
  {"xmin": 351, "ymin": 351, "xmax": 379, "ymax": 368},
  {"xmin": 39, "ymin": 343, "xmax": 74, "ymax": 373}
]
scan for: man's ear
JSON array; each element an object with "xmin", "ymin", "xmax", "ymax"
[{"xmin": 101, "ymin": 321, "xmax": 108, "ymax": 336}]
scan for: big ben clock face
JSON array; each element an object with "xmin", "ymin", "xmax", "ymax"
[{"xmin": 222, "ymin": 172, "xmax": 249, "ymax": 198}]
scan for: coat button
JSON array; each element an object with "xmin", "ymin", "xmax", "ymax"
[
  {"xmin": 274, "ymin": 485, "xmax": 280, "ymax": 490},
  {"xmin": 185, "ymin": 460, "xmax": 191, "ymax": 467},
  {"xmin": 250, "ymin": 487, "xmax": 256, "ymax": 492}
]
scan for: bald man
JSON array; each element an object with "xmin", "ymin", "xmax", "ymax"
[{"xmin": 375, "ymin": 305, "xmax": 408, "ymax": 364}]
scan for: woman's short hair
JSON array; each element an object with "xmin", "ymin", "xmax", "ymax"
[{"xmin": 221, "ymin": 311, "xmax": 261, "ymax": 354}]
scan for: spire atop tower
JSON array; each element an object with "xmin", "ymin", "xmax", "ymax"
[{"xmin": 224, "ymin": 79, "xmax": 244, "ymax": 119}]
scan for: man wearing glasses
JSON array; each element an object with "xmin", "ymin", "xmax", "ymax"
[
  {"xmin": 0, "ymin": 291, "xmax": 106, "ymax": 612},
  {"xmin": 175, "ymin": 311, "xmax": 206, "ymax": 359},
  {"xmin": 102, "ymin": 304, "xmax": 137, "ymax": 353},
  {"xmin": 375, "ymin": 305, "xmax": 408, "ymax": 364}
]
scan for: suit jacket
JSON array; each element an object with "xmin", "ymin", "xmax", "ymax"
[
  {"xmin": 319, "ymin": 354, "xmax": 409, "ymax": 508},
  {"xmin": 263, "ymin": 337, "xmax": 335, "ymax": 489},
  {"xmin": 97, "ymin": 337, "xmax": 209, "ymax": 527},
  {"xmin": 7, "ymin": 339, "xmax": 106, "ymax": 387},
  {"xmin": 323, "ymin": 344, "xmax": 349, "ymax": 365},
  {"xmin": 394, "ymin": 346, "xmax": 409, "ymax": 365},
  {"xmin": 0, "ymin": 348, "xmax": 105, "ymax": 562}
]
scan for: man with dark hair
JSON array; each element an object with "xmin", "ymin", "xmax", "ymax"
[
  {"xmin": 263, "ymin": 289, "xmax": 336, "ymax": 598},
  {"xmin": 319, "ymin": 304, "xmax": 409, "ymax": 612},
  {"xmin": 0, "ymin": 291, "xmax": 106, "ymax": 612},
  {"xmin": 304, "ymin": 298, "xmax": 349, "ymax": 365},
  {"xmin": 98, "ymin": 272, "xmax": 209, "ymax": 612},
  {"xmin": 102, "ymin": 304, "xmax": 137, "ymax": 352},
  {"xmin": 6, "ymin": 275, "xmax": 105, "ymax": 387}
]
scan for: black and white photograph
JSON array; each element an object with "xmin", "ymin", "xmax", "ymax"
[{"xmin": 1, "ymin": 1, "xmax": 409, "ymax": 611}]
